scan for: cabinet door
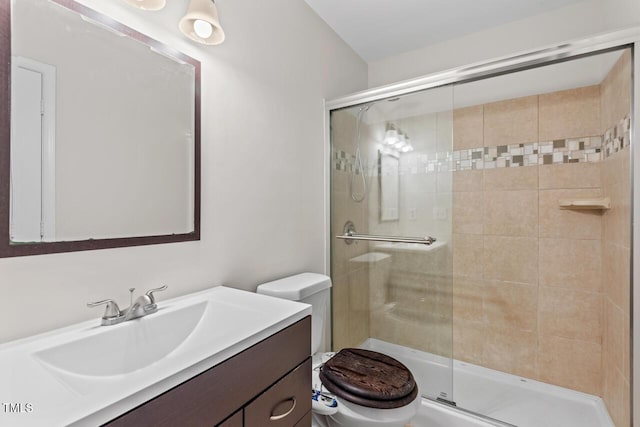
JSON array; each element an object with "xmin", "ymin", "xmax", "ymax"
[
  {"xmin": 244, "ymin": 358, "xmax": 311, "ymax": 427},
  {"xmin": 293, "ymin": 411, "xmax": 311, "ymax": 427},
  {"xmin": 216, "ymin": 410, "xmax": 242, "ymax": 427}
]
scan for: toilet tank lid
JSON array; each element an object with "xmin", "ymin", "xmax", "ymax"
[{"xmin": 257, "ymin": 273, "xmax": 332, "ymax": 301}]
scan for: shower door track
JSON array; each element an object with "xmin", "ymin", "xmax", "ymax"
[
  {"xmin": 424, "ymin": 397, "xmax": 518, "ymax": 427},
  {"xmin": 324, "ymin": 28, "xmax": 640, "ymax": 111}
]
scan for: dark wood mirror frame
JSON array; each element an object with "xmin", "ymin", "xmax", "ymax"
[{"xmin": 0, "ymin": 0, "xmax": 201, "ymax": 258}]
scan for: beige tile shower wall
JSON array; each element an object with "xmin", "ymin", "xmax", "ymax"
[
  {"xmin": 600, "ymin": 46, "xmax": 632, "ymax": 427},
  {"xmin": 483, "ymin": 95, "xmax": 538, "ymax": 146},
  {"xmin": 539, "ymin": 86, "xmax": 601, "ymax": 141},
  {"xmin": 601, "ymin": 149, "xmax": 631, "ymax": 427},
  {"xmin": 452, "ymin": 86, "xmax": 606, "ymax": 395},
  {"xmin": 601, "ymin": 50, "xmax": 632, "ymax": 134},
  {"xmin": 331, "ymin": 109, "xmax": 372, "ymax": 350}
]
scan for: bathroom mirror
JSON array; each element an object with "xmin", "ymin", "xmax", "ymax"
[
  {"xmin": 0, "ymin": 0, "xmax": 201, "ymax": 257},
  {"xmin": 379, "ymin": 152, "xmax": 399, "ymax": 221}
]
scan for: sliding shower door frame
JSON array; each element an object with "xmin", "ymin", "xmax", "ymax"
[{"xmin": 324, "ymin": 26, "xmax": 640, "ymax": 427}]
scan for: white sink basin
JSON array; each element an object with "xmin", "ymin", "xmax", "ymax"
[
  {"xmin": 34, "ymin": 301, "xmax": 207, "ymax": 377},
  {"xmin": 0, "ymin": 286, "xmax": 311, "ymax": 427}
]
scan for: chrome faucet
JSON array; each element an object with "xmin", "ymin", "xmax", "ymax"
[{"xmin": 87, "ymin": 285, "xmax": 168, "ymax": 326}]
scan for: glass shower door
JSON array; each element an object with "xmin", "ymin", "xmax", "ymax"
[
  {"xmin": 329, "ymin": 84, "xmax": 454, "ymax": 402},
  {"xmin": 447, "ymin": 48, "xmax": 632, "ymax": 427}
]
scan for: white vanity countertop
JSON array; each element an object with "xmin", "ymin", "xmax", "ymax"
[{"xmin": 0, "ymin": 286, "xmax": 311, "ymax": 427}]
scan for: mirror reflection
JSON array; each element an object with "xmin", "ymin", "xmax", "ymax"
[{"xmin": 10, "ymin": 0, "xmax": 197, "ymax": 244}]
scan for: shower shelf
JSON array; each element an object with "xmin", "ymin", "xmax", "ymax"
[{"xmin": 558, "ymin": 197, "xmax": 610, "ymax": 210}]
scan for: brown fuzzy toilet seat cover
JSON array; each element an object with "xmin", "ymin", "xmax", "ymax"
[{"xmin": 319, "ymin": 348, "xmax": 418, "ymax": 409}]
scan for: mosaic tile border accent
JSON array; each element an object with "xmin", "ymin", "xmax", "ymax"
[
  {"xmin": 333, "ymin": 116, "xmax": 630, "ymax": 173},
  {"xmin": 334, "ymin": 150, "xmax": 358, "ymax": 173},
  {"xmin": 453, "ymin": 136, "xmax": 603, "ymax": 171},
  {"xmin": 603, "ymin": 116, "xmax": 631, "ymax": 158}
]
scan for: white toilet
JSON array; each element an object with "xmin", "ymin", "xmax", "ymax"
[{"xmin": 257, "ymin": 272, "xmax": 421, "ymax": 427}]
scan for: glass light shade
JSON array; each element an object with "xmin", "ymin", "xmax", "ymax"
[
  {"xmin": 179, "ymin": 0, "xmax": 225, "ymax": 45},
  {"xmin": 384, "ymin": 129, "xmax": 399, "ymax": 145},
  {"xmin": 122, "ymin": 0, "xmax": 166, "ymax": 11},
  {"xmin": 193, "ymin": 19, "xmax": 213, "ymax": 38}
]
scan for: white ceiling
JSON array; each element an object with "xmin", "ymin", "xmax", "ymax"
[{"xmin": 304, "ymin": 0, "xmax": 587, "ymax": 61}]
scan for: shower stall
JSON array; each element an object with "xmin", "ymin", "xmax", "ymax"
[{"xmin": 326, "ymin": 33, "xmax": 636, "ymax": 427}]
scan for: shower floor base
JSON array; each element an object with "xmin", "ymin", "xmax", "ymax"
[{"xmin": 360, "ymin": 338, "xmax": 614, "ymax": 427}]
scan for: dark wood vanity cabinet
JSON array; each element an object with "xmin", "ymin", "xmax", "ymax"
[
  {"xmin": 217, "ymin": 410, "xmax": 243, "ymax": 427},
  {"xmin": 104, "ymin": 316, "xmax": 311, "ymax": 427}
]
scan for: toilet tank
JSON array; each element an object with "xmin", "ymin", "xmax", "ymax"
[{"xmin": 256, "ymin": 273, "xmax": 331, "ymax": 355}]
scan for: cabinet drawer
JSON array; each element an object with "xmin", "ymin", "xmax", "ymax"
[
  {"xmin": 216, "ymin": 410, "xmax": 242, "ymax": 427},
  {"xmin": 244, "ymin": 358, "xmax": 311, "ymax": 427}
]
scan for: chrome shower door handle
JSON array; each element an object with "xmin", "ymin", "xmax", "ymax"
[
  {"xmin": 336, "ymin": 233, "xmax": 437, "ymax": 245},
  {"xmin": 336, "ymin": 221, "xmax": 436, "ymax": 246}
]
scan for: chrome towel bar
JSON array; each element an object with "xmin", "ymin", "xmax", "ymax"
[{"xmin": 336, "ymin": 232, "xmax": 436, "ymax": 246}]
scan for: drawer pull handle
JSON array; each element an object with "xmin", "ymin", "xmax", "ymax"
[{"xmin": 270, "ymin": 397, "xmax": 296, "ymax": 421}]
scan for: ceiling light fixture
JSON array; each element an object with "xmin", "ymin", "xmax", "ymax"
[
  {"xmin": 179, "ymin": 0, "xmax": 225, "ymax": 45},
  {"xmin": 121, "ymin": 0, "xmax": 166, "ymax": 11},
  {"xmin": 381, "ymin": 124, "xmax": 414, "ymax": 156},
  {"xmin": 384, "ymin": 125, "xmax": 399, "ymax": 145},
  {"xmin": 394, "ymin": 133, "xmax": 406, "ymax": 149}
]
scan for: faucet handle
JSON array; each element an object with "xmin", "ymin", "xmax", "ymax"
[
  {"xmin": 87, "ymin": 299, "xmax": 122, "ymax": 318},
  {"xmin": 144, "ymin": 285, "xmax": 168, "ymax": 304}
]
